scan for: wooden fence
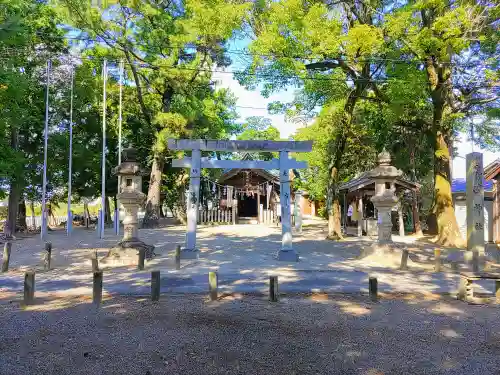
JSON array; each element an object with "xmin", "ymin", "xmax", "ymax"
[
  {"xmin": 261, "ymin": 209, "xmax": 276, "ymax": 225},
  {"xmin": 196, "ymin": 208, "xmax": 284, "ymax": 226},
  {"xmin": 198, "ymin": 209, "xmax": 233, "ymax": 224}
]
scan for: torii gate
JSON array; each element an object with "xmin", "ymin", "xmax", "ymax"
[{"xmin": 168, "ymin": 139, "xmax": 313, "ymax": 262}]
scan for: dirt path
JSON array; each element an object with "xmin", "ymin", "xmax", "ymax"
[{"xmin": 1, "ymin": 294, "xmax": 500, "ymax": 374}]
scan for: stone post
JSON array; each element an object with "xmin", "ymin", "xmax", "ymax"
[
  {"xmin": 2, "ymin": 242, "xmax": 11, "ymax": 273},
  {"xmin": 295, "ymin": 190, "xmax": 303, "ymax": 233},
  {"xmin": 357, "ymin": 195, "xmax": 363, "ymax": 237},
  {"xmin": 398, "ymin": 202, "xmax": 405, "ymax": 237},
  {"xmin": 466, "ymin": 152, "xmax": 485, "ymax": 255},
  {"xmin": 277, "ymin": 151, "xmax": 298, "ymax": 261},
  {"xmin": 24, "ymin": 271, "xmax": 35, "ymax": 305}
]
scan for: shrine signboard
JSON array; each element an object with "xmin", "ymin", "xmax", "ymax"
[{"xmin": 168, "ymin": 139, "xmax": 313, "ymax": 261}]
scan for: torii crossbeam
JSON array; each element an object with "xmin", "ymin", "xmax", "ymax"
[{"xmin": 168, "ymin": 139, "xmax": 313, "ymax": 262}]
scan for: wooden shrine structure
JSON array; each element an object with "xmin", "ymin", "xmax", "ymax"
[{"xmin": 217, "ymin": 153, "xmax": 280, "ymax": 224}]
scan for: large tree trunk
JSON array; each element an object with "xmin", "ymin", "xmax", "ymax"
[
  {"xmin": 17, "ymin": 199, "xmax": 27, "ymax": 232},
  {"xmin": 432, "ymin": 130, "xmax": 464, "ymax": 246},
  {"xmin": 326, "ymin": 92, "xmax": 359, "ymax": 240},
  {"xmin": 426, "ymin": 57, "xmax": 464, "ymax": 247},
  {"xmin": 84, "ymin": 202, "xmax": 90, "ymax": 228},
  {"xmin": 326, "ymin": 167, "xmax": 343, "ymax": 239},
  {"xmin": 143, "ymin": 155, "xmax": 164, "ymax": 228},
  {"xmin": 104, "ymin": 196, "xmax": 111, "ymax": 224},
  {"xmin": 4, "ymin": 184, "xmax": 20, "ymax": 239}
]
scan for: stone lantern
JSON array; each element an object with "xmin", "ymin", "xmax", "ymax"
[
  {"xmin": 367, "ymin": 150, "xmax": 402, "ymax": 244},
  {"xmin": 101, "ymin": 146, "xmax": 155, "ymax": 265}
]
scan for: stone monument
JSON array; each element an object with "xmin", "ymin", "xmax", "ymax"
[
  {"xmin": 466, "ymin": 152, "xmax": 485, "ymax": 255},
  {"xmin": 101, "ymin": 146, "xmax": 155, "ymax": 265}
]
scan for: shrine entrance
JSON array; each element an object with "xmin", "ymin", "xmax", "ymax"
[
  {"xmin": 239, "ymin": 195, "xmax": 258, "ymax": 218},
  {"xmin": 169, "ymin": 139, "xmax": 312, "ymax": 261}
]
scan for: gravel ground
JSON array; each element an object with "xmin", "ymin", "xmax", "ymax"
[{"xmin": 1, "ymin": 294, "xmax": 500, "ymax": 375}]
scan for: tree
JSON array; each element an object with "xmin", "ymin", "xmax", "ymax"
[
  {"xmin": 0, "ymin": 0, "xmax": 66, "ymax": 236},
  {"xmin": 240, "ymin": 0, "xmax": 387, "ymax": 239},
  {"xmin": 385, "ymin": 0, "xmax": 499, "ymax": 246},
  {"xmin": 57, "ymin": 0, "xmax": 249, "ymax": 227},
  {"xmin": 236, "ymin": 116, "xmax": 280, "ymax": 160}
]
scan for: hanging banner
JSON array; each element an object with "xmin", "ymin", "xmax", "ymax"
[
  {"xmin": 266, "ymin": 183, "xmax": 273, "ymax": 209},
  {"xmin": 227, "ymin": 186, "xmax": 233, "ymax": 207}
]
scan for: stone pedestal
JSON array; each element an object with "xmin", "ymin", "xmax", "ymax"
[{"xmin": 372, "ymin": 190, "xmax": 397, "ymax": 244}]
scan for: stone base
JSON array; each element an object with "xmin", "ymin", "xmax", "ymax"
[
  {"xmin": 276, "ymin": 249, "xmax": 299, "ymax": 262},
  {"xmin": 448, "ymin": 250, "xmax": 493, "ymax": 270},
  {"xmin": 100, "ymin": 238, "xmax": 155, "ymax": 267},
  {"xmin": 357, "ymin": 242, "xmax": 415, "ymax": 269},
  {"xmin": 180, "ymin": 248, "xmax": 200, "ymax": 259}
]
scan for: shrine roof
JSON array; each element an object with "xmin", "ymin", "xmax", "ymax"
[
  {"xmin": 218, "ymin": 153, "xmax": 279, "ymax": 184},
  {"xmin": 339, "ymin": 172, "xmax": 420, "ymax": 193},
  {"xmin": 485, "ymin": 158, "xmax": 500, "ymax": 181},
  {"xmin": 451, "ymin": 178, "xmax": 494, "ymax": 193}
]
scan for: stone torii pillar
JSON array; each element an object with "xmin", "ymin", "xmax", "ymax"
[
  {"xmin": 184, "ymin": 149, "xmax": 201, "ymax": 258},
  {"xmin": 278, "ymin": 151, "xmax": 295, "ymax": 260}
]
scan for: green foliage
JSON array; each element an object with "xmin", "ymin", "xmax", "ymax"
[
  {"xmin": 236, "ymin": 116, "xmax": 280, "ymax": 160},
  {"xmin": 0, "ymin": 0, "xmax": 66, "ymax": 200}
]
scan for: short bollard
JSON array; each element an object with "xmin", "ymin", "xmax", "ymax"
[
  {"xmin": 495, "ymin": 281, "xmax": 500, "ymax": 304},
  {"xmin": 24, "ymin": 271, "xmax": 35, "ymax": 305},
  {"xmin": 175, "ymin": 245, "xmax": 181, "ymax": 270},
  {"xmin": 209, "ymin": 272, "xmax": 218, "ymax": 301},
  {"xmin": 138, "ymin": 249, "xmax": 145, "ymax": 270},
  {"xmin": 269, "ymin": 276, "xmax": 279, "ymax": 302},
  {"xmin": 91, "ymin": 250, "xmax": 99, "ymax": 272},
  {"xmin": 369, "ymin": 277, "xmax": 378, "ymax": 302},
  {"xmin": 93, "ymin": 271, "xmax": 103, "ymax": 306},
  {"xmin": 44, "ymin": 242, "xmax": 52, "ymax": 271},
  {"xmin": 400, "ymin": 249, "xmax": 409, "ymax": 270},
  {"xmin": 2, "ymin": 242, "xmax": 12, "ymax": 272},
  {"xmin": 434, "ymin": 248, "xmax": 441, "ymax": 272},
  {"xmin": 151, "ymin": 271, "xmax": 160, "ymax": 302},
  {"xmin": 472, "ymin": 251, "xmax": 479, "ymax": 273}
]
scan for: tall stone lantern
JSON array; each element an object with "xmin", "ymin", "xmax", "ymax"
[
  {"xmin": 101, "ymin": 146, "xmax": 155, "ymax": 265},
  {"xmin": 367, "ymin": 150, "xmax": 402, "ymax": 244}
]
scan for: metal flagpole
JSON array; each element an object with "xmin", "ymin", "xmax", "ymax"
[
  {"xmin": 115, "ymin": 59, "xmax": 124, "ymax": 235},
  {"xmin": 41, "ymin": 60, "xmax": 51, "ymax": 241},
  {"xmin": 67, "ymin": 67, "xmax": 74, "ymax": 236},
  {"xmin": 100, "ymin": 59, "xmax": 107, "ymax": 239}
]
